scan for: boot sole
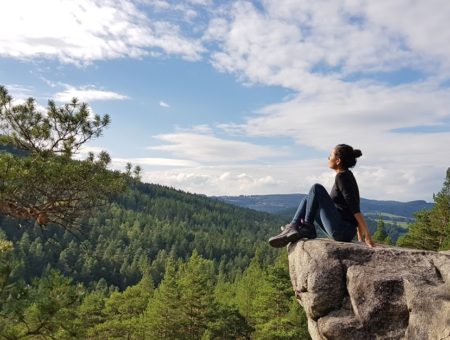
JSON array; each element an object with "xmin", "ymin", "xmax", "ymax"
[{"xmin": 269, "ymin": 231, "xmax": 301, "ymax": 248}]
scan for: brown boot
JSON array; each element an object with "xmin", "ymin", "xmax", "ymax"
[{"xmin": 268, "ymin": 224, "xmax": 301, "ymax": 248}]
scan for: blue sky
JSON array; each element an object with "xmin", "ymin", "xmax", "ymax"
[{"xmin": 2, "ymin": 0, "xmax": 450, "ymax": 201}]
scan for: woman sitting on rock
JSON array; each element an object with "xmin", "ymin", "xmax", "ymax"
[{"xmin": 269, "ymin": 144, "xmax": 375, "ymax": 248}]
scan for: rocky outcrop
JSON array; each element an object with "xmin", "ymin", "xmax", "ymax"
[{"xmin": 288, "ymin": 239, "xmax": 450, "ymax": 339}]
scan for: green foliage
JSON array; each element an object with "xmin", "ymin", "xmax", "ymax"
[
  {"xmin": 0, "ymin": 152, "xmax": 124, "ymax": 229},
  {"xmin": 0, "ymin": 270, "xmax": 84, "ymax": 339},
  {"xmin": 233, "ymin": 254, "xmax": 266, "ymax": 322},
  {"xmin": 1, "ymin": 178, "xmax": 282, "ymax": 289},
  {"xmin": 0, "ymin": 85, "xmax": 124, "ymax": 230},
  {"xmin": 397, "ymin": 210, "xmax": 438, "ymax": 250},
  {"xmin": 373, "ymin": 218, "xmax": 392, "ymax": 245},
  {"xmin": 398, "ymin": 168, "xmax": 450, "ymax": 251},
  {"xmin": 0, "ymin": 234, "xmax": 308, "ymax": 339},
  {"xmin": 89, "ymin": 273, "xmax": 153, "ymax": 339},
  {"xmin": 178, "ymin": 250, "xmax": 217, "ymax": 339},
  {"xmin": 77, "ymin": 290, "xmax": 107, "ymax": 330},
  {"xmin": 0, "ymin": 85, "xmax": 109, "ymax": 157},
  {"xmin": 145, "ymin": 258, "xmax": 183, "ymax": 339},
  {"xmin": 205, "ymin": 304, "xmax": 254, "ymax": 339},
  {"xmin": 0, "ymin": 236, "xmax": 13, "ymax": 291},
  {"xmin": 216, "ymin": 251, "xmax": 310, "ymax": 339},
  {"xmin": 251, "ymin": 254, "xmax": 310, "ymax": 339}
]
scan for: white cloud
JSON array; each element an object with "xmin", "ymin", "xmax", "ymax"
[
  {"xmin": 159, "ymin": 101, "xmax": 170, "ymax": 108},
  {"xmin": 142, "ymin": 164, "xmax": 294, "ymax": 196},
  {"xmin": 140, "ymin": 159, "xmax": 444, "ymax": 201},
  {"xmin": 112, "ymin": 157, "xmax": 199, "ymax": 168},
  {"xmin": 54, "ymin": 85, "xmax": 128, "ymax": 102},
  {"xmin": 149, "ymin": 130, "xmax": 289, "ymax": 163},
  {"xmin": 0, "ymin": 0, "xmax": 204, "ymax": 64},
  {"xmin": 206, "ymin": 0, "xmax": 450, "ymax": 90},
  {"xmin": 188, "ymin": 0, "xmax": 212, "ymax": 6}
]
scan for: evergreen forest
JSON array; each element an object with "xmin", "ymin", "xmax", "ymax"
[{"xmin": 0, "ymin": 180, "xmax": 311, "ymax": 339}]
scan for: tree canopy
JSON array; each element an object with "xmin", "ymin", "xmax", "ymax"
[
  {"xmin": 0, "ymin": 85, "xmax": 124, "ymax": 232},
  {"xmin": 397, "ymin": 168, "xmax": 450, "ymax": 251}
]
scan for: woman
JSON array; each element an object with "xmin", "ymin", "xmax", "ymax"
[{"xmin": 269, "ymin": 144, "xmax": 375, "ymax": 248}]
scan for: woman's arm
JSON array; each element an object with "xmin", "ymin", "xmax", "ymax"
[{"xmin": 354, "ymin": 212, "xmax": 375, "ymax": 247}]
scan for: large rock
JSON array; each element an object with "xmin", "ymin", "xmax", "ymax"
[{"xmin": 288, "ymin": 239, "xmax": 450, "ymax": 339}]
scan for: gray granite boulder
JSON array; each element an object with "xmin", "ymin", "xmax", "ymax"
[{"xmin": 288, "ymin": 239, "xmax": 450, "ymax": 339}]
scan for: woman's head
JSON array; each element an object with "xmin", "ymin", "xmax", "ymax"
[{"xmin": 328, "ymin": 144, "xmax": 362, "ymax": 171}]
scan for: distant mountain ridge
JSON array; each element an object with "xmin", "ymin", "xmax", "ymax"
[{"xmin": 213, "ymin": 193, "xmax": 434, "ymax": 218}]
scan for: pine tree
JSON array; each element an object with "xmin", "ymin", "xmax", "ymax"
[
  {"xmin": 178, "ymin": 249, "xmax": 217, "ymax": 339},
  {"xmin": 0, "ymin": 237, "xmax": 13, "ymax": 296},
  {"xmin": 0, "ymin": 270, "xmax": 84, "ymax": 339},
  {"xmin": 89, "ymin": 272, "xmax": 153, "ymax": 338},
  {"xmin": 233, "ymin": 254, "xmax": 265, "ymax": 323},
  {"xmin": 398, "ymin": 168, "xmax": 450, "ymax": 250},
  {"xmin": 397, "ymin": 210, "xmax": 437, "ymax": 249},
  {"xmin": 373, "ymin": 218, "xmax": 389, "ymax": 244},
  {"xmin": 76, "ymin": 290, "xmax": 106, "ymax": 332},
  {"xmin": 384, "ymin": 235, "xmax": 393, "ymax": 246},
  {"xmin": 205, "ymin": 304, "xmax": 254, "ymax": 339},
  {"xmin": 432, "ymin": 168, "xmax": 450, "ymax": 250},
  {"xmin": 144, "ymin": 258, "xmax": 183, "ymax": 339},
  {"xmin": 251, "ymin": 254, "xmax": 308, "ymax": 339},
  {"xmin": 0, "ymin": 85, "xmax": 124, "ymax": 231}
]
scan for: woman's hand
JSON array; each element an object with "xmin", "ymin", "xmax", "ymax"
[
  {"xmin": 354, "ymin": 213, "xmax": 376, "ymax": 247},
  {"xmin": 364, "ymin": 236, "xmax": 375, "ymax": 248}
]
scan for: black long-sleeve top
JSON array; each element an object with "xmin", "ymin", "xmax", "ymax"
[{"xmin": 330, "ymin": 170, "xmax": 360, "ymax": 226}]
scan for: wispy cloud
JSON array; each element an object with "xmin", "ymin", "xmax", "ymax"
[
  {"xmin": 149, "ymin": 130, "xmax": 289, "ymax": 163},
  {"xmin": 142, "ymin": 164, "xmax": 291, "ymax": 196},
  {"xmin": 112, "ymin": 157, "xmax": 199, "ymax": 168},
  {"xmin": 54, "ymin": 85, "xmax": 129, "ymax": 102},
  {"xmin": 159, "ymin": 100, "xmax": 170, "ymax": 108}
]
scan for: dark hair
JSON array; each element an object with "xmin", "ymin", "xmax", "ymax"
[{"xmin": 334, "ymin": 144, "xmax": 362, "ymax": 169}]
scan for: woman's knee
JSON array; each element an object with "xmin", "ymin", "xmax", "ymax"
[{"xmin": 309, "ymin": 183, "xmax": 326, "ymax": 194}]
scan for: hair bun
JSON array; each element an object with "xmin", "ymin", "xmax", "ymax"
[{"xmin": 353, "ymin": 149, "xmax": 362, "ymax": 158}]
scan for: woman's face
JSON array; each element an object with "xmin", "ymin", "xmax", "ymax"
[{"xmin": 328, "ymin": 148, "xmax": 340, "ymax": 170}]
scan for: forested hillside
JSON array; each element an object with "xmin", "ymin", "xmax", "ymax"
[
  {"xmin": 214, "ymin": 194, "xmax": 433, "ymax": 217},
  {"xmin": 1, "ymin": 181, "xmax": 284, "ymax": 289},
  {"xmin": 0, "ymin": 180, "xmax": 311, "ymax": 339}
]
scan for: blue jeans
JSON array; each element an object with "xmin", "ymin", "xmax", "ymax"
[{"xmin": 291, "ymin": 184, "xmax": 357, "ymax": 242}]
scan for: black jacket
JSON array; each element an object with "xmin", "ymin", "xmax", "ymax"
[{"xmin": 330, "ymin": 170, "xmax": 360, "ymax": 226}]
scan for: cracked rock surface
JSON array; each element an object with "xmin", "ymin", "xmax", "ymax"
[{"xmin": 288, "ymin": 239, "xmax": 450, "ymax": 339}]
